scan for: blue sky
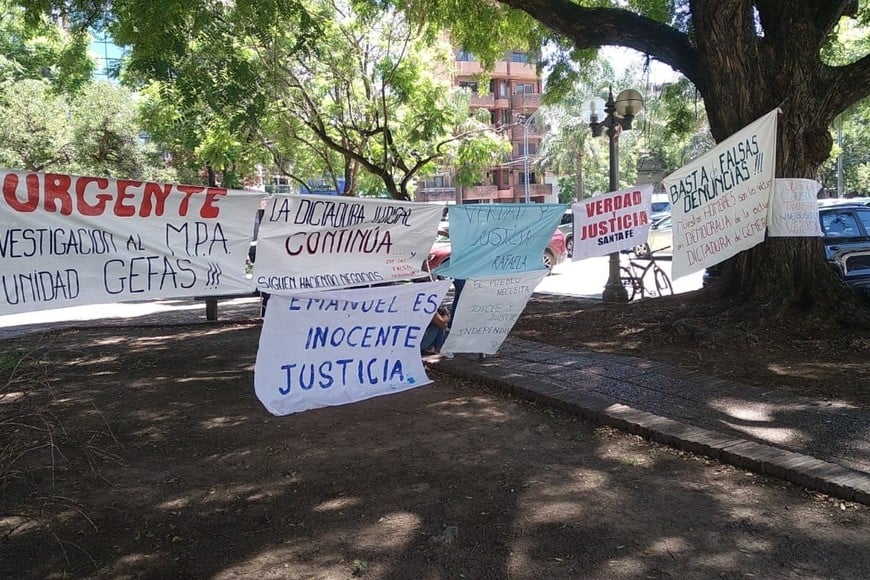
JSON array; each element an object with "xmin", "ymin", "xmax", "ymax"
[{"xmin": 88, "ymin": 29, "xmax": 126, "ymax": 80}]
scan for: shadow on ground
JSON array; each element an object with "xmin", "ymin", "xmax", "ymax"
[{"xmin": 1, "ymin": 322, "xmax": 868, "ymax": 578}]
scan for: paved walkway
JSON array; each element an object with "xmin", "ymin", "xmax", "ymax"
[
  {"xmin": 3, "ymin": 296, "xmax": 869, "ymax": 505},
  {"xmin": 437, "ymin": 341, "xmax": 870, "ymax": 505}
]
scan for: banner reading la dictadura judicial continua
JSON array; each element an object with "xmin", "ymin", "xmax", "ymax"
[
  {"xmin": 254, "ymin": 194, "xmax": 444, "ymax": 294},
  {"xmin": 0, "ymin": 169, "xmax": 264, "ymax": 315}
]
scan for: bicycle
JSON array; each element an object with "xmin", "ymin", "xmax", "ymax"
[{"xmin": 619, "ymin": 246, "xmax": 674, "ymax": 300}]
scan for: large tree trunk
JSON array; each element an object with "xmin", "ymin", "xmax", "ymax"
[{"xmin": 691, "ymin": 2, "xmax": 847, "ymax": 308}]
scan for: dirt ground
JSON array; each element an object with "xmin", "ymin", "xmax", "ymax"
[
  {"xmin": 515, "ymin": 286, "xmax": 870, "ymax": 409},
  {"xmin": 1, "ymin": 292, "xmax": 869, "ymax": 579}
]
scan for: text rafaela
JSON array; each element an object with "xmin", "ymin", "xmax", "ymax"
[{"xmin": 2, "ymin": 172, "xmax": 226, "ymax": 218}]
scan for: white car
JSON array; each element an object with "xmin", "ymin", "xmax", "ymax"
[{"xmin": 634, "ymin": 215, "xmax": 672, "ymax": 257}]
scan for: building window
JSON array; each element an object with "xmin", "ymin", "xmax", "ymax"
[
  {"xmin": 518, "ymin": 172, "xmax": 538, "ymax": 185},
  {"xmin": 498, "ymin": 81, "xmax": 508, "ymax": 97},
  {"xmin": 456, "ymin": 50, "xmax": 475, "ymax": 62},
  {"xmin": 514, "ymin": 83, "xmax": 535, "ymax": 94},
  {"xmin": 509, "ymin": 51, "xmax": 530, "ymax": 63},
  {"xmin": 459, "ymin": 81, "xmax": 478, "ymax": 92},
  {"xmin": 498, "ymin": 170, "xmax": 509, "ymax": 187}
]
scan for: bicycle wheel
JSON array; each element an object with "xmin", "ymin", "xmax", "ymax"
[
  {"xmin": 653, "ymin": 266, "xmax": 674, "ymax": 296},
  {"xmin": 620, "ymin": 266, "xmax": 639, "ymax": 301}
]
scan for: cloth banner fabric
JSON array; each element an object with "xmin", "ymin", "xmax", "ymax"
[
  {"xmin": 254, "ymin": 195, "xmax": 443, "ymax": 294},
  {"xmin": 767, "ymin": 179, "xmax": 823, "ymax": 237},
  {"xmin": 254, "ymin": 280, "xmax": 450, "ymax": 416},
  {"xmin": 434, "ymin": 203, "xmax": 566, "ymax": 279},
  {"xmin": 571, "ymin": 184, "xmax": 653, "ymax": 260},
  {"xmin": 0, "ymin": 169, "xmax": 262, "ymax": 315},
  {"xmin": 441, "ymin": 270, "xmax": 547, "ymax": 355},
  {"xmin": 661, "ymin": 109, "xmax": 779, "ymax": 279}
]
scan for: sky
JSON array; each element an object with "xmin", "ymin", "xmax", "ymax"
[
  {"xmin": 88, "ymin": 30, "xmax": 126, "ymax": 81},
  {"xmin": 601, "ymin": 46, "xmax": 679, "ymax": 84}
]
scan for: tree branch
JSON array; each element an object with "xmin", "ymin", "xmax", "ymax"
[
  {"xmin": 819, "ymin": 53, "xmax": 870, "ymax": 115},
  {"xmin": 812, "ymin": 0, "xmax": 859, "ymax": 37},
  {"xmin": 497, "ymin": 0, "xmax": 702, "ymax": 87}
]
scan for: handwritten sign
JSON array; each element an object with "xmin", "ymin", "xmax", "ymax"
[
  {"xmin": 254, "ymin": 280, "xmax": 450, "ymax": 416},
  {"xmin": 254, "ymin": 194, "xmax": 443, "ymax": 294},
  {"xmin": 767, "ymin": 179, "xmax": 823, "ymax": 237},
  {"xmin": 441, "ymin": 270, "xmax": 546, "ymax": 355},
  {"xmin": 434, "ymin": 203, "xmax": 566, "ymax": 279},
  {"xmin": 0, "ymin": 169, "xmax": 262, "ymax": 315},
  {"xmin": 661, "ymin": 109, "xmax": 778, "ymax": 279},
  {"xmin": 571, "ymin": 184, "xmax": 653, "ymax": 260}
]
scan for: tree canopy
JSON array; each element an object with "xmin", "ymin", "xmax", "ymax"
[
  {"xmin": 12, "ymin": 0, "xmax": 870, "ymax": 307},
  {"xmin": 1, "ymin": 0, "xmax": 94, "ymax": 93}
]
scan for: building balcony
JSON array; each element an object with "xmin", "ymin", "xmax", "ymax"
[
  {"xmin": 511, "ymin": 92, "xmax": 542, "ymax": 112},
  {"xmin": 494, "ymin": 97, "xmax": 510, "ymax": 109},
  {"xmin": 455, "ymin": 61, "xmax": 484, "ymax": 76},
  {"xmin": 504, "ymin": 61, "xmax": 537, "ymax": 80},
  {"xmin": 510, "ymin": 124, "xmax": 545, "ymax": 141},
  {"xmin": 512, "ymin": 183, "xmax": 553, "ymax": 201},
  {"xmin": 463, "ymin": 185, "xmax": 499, "ymax": 201},
  {"xmin": 469, "ymin": 93, "xmax": 495, "ymax": 108},
  {"xmin": 414, "ymin": 187, "xmax": 456, "ymax": 203}
]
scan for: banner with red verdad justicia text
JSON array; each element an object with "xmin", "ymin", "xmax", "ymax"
[
  {"xmin": 0, "ymin": 169, "xmax": 264, "ymax": 315},
  {"xmin": 570, "ymin": 184, "xmax": 653, "ymax": 260}
]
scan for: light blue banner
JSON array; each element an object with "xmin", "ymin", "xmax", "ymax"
[{"xmin": 434, "ymin": 203, "xmax": 567, "ymax": 279}]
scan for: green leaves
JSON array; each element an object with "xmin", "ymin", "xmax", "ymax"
[{"xmin": 1, "ymin": 0, "xmax": 94, "ymax": 94}]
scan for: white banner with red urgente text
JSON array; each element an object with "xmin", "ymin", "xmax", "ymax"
[
  {"xmin": 0, "ymin": 169, "xmax": 264, "ymax": 315},
  {"xmin": 254, "ymin": 194, "xmax": 444, "ymax": 294},
  {"xmin": 571, "ymin": 184, "xmax": 653, "ymax": 261},
  {"xmin": 661, "ymin": 109, "xmax": 779, "ymax": 279}
]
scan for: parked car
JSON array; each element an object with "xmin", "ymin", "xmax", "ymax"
[
  {"xmin": 557, "ymin": 209, "xmax": 574, "ymax": 257},
  {"xmin": 425, "ymin": 226, "xmax": 567, "ymax": 275},
  {"xmin": 818, "ymin": 196, "xmax": 870, "ymax": 208},
  {"xmin": 818, "ymin": 203, "xmax": 870, "ymax": 295},
  {"xmin": 650, "ymin": 193, "xmax": 672, "ymax": 222},
  {"xmin": 633, "ymin": 214, "xmax": 672, "ymax": 257}
]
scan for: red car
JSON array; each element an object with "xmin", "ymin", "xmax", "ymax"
[{"xmin": 425, "ymin": 227, "xmax": 567, "ymax": 275}]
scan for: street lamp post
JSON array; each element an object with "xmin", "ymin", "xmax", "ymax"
[
  {"xmin": 518, "ymin": 110, "xmax": 540, "ymax": 203},
  {"xmin": 583, "ymin": 87, "xmax": 644, "ymax": 303}
]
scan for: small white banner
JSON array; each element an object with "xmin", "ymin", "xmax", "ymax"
[
  {"xmin": 441, "ymin": 270, "xmax": 546, "ymax": 355},
  {"xmin": 571, "ymin": 184, "xmax": 653, "ymax": 260},
  {"xmin": 254, "ymin": 194, "xmax": 443, "ymax": 294},
  {"xmin": 662, "ymin": 109, "xmax": 779, "ymax": 279},
  {"xmin": 767, "ymin": 179, "xmax": 823, "ymax": 237},
  {"xmin": 254, "ymin": 280, "xmax": 450, "ymax": 416},
  {"xmin": 0, "ymin": 169, "xmax": 262, "ymax": 315}
]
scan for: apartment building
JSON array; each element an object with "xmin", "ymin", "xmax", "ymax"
[{"xmin": 415, "ymin": 50, "xmax": 554, "ymax": 204}]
